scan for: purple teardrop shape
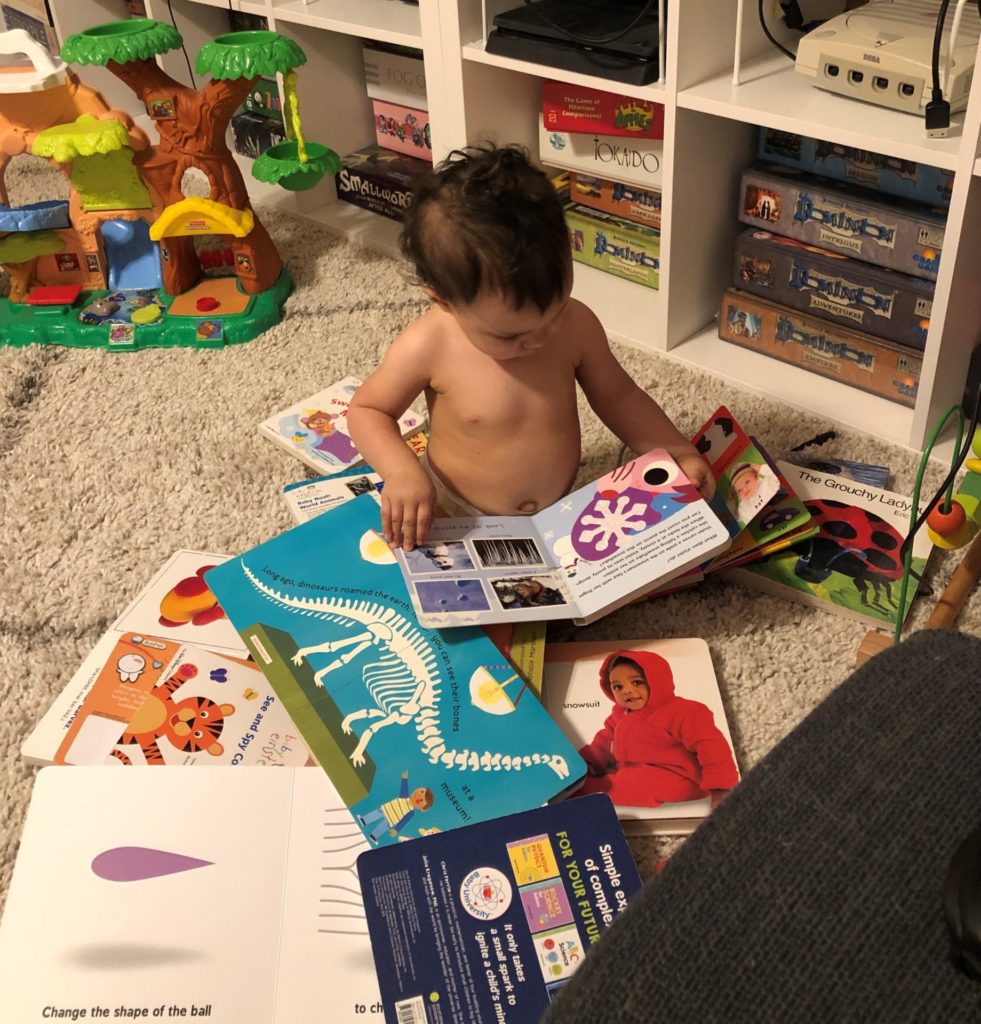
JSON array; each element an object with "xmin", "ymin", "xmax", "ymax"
[{"xmin": 91, "ymin": 846, "xmax": 214, "ymax": 882}]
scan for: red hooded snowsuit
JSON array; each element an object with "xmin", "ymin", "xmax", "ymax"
[{"xmin": 578, "ymin": 649, "xmax": 738, "ymax": 806}]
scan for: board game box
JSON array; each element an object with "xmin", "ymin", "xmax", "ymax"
[
  {"xmin": 540, "ymin": 120, "xmax": 663, "ymax": 190},
  {"xmin": 542, "ymin": 79, "xmax": 664, "ymax": 138},
  {"xmin": 569, "ymin": 171, "xmax": 661, "ymax": 228},
  {"xmin": 335, "ymin": 145, "xmax": 431, "ymax": 221},
  {"xmin": 739, "ymin": 162, "xmax": 946, "ymax": 282},
  {"xmin": 757, "ymin": 128, "xmax": 954, "ymax": 208},
  {"xmin": 718, "ymin": 287, "xmax": 921, "ymax": 407},
  {"xmin": 733, "ymin": 229, "xmax": 933, "ymax": 349},
  {"xmin": 565, "ymin": 201, "xmax": 660, "ymax": 289}
]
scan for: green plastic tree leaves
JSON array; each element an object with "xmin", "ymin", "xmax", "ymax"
[
  {"xmin": 0, "ymin": 230, "xmax": 65, "ymax": 265},
  {"xmin": 32, "ymin": 115, "xmax": 129, "ymax": 164},
  {"xmin": 61, "ymin": 19, "xmax": 181, "ymax": 67},
  {"xmin": 195, "ymin": 31, "xmax": 306, "ymax": 82}
]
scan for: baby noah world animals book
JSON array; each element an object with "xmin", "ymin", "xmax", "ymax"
[
  {"xmin": 205, "ymin": 496, "xmax": 586, "ymax": 848},
  {"xmin": 726, "ymin": 461, "xmax": 931, "ymax": 628},
  {"xmin": 392, "ymin": 449, "xmax": 732, "ymax": 628}
]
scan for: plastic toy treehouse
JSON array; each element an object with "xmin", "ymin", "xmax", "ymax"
[{"xmin": 0, "ymin": 20, "xmax": 339, "ymax": 350}]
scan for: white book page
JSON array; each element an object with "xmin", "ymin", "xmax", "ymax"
[{"xmin": 0, "ymin": 767, "xmax": 291, "ymax": 1022}]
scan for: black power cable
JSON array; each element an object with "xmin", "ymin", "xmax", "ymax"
[
  {"xmin": 759, "ymin": 0, "xmax": 797, "ymax": 59},
  {"xmin": 165, "ymin": 0, "xmax": 195, "ymax": 88}
]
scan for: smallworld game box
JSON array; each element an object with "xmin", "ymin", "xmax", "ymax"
[
  {"xmin": 733, "ymin": 229, "xmax": 933, "ymax": 349},
  {"xmin": 335, "ymin": 144, "xmax": 431, "ymax": 221},
  {"xmin": 739, "ymin": 162, "xmax": 946, "ymax": 282},
  {"xmin": 719, "ymin": 287, "xmax": 921, "ymax": 408}
]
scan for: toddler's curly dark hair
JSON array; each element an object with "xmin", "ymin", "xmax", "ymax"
[{"xmin": 399, "ymin": 143, "xmax": 570, "ymax": 313}]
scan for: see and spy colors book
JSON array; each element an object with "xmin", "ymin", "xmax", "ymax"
[
  {"xmin": 358, "ymin": 794, "xmax": 640, "ymax": 1024},
  {"xmin": 205, "ymin": 497, "xmax": 585, "ymax": 848}
]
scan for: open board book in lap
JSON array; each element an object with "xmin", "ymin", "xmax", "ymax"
[
  {"xmin": 725, "ymin": 460, "xmax": 932, "ymax": 628},
  {"xmin": 391, "ymin": 449, "xmax": 732, "ymax": 628},
  {"xmin": 541, "ymin": 638, "xmax": 740, "ymax": 835},
  {"xmin": 258, "ymin": 374, "xmax": 425, "ymax": 475},
  {"xmin": 204, "ymin": 496, "xmax": 586, "ymax": 849},
  {"xmin": 358, "ymin": 794, "xmax": 641, "ymax": 1024},
  {"xmin": 0, "ymin": 767, "xmax": 384, "ymax": 1023}
]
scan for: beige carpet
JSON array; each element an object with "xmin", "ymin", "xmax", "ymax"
[{"xmin": 1, "ymin": 157, "xmax": 974, "ymax": 911}]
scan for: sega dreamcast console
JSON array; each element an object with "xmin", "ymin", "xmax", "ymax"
[{"xmin": 795, "ymin": 0, "xmax": 981, "ymax": 113}]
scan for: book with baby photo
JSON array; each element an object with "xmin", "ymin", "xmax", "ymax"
[
  {"xmin": 691, "ymin": 407, "xmax": 817, "ymax": 575},
  {"xmin": 391, "ymin": 448, "xmax": 733, "ymax": 629},
  {"xmin": 724, "ymin": 460, "xmax": 932, "ymax": 628},
  {"xmin": 259, "ymin": 374, "xmax": 426, "ymax": 475},
  {"xmin": 204, "ymin": 495, "xmax": 586, "ymax": 849},
  {"xmin": 541, "ymin": 638, "xmax": 740, "ymax": 835}
]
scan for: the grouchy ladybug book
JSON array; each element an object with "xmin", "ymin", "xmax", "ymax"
[{"xmin": 725, "ymin": 461, "xmax": 931, "ymax": 628}]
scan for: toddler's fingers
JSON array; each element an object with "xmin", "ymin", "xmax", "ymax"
[
  {"xmin": 401, "ymin": 501, "xmax": 419, "ymax": 551},
  {"xmin": 415, "ymin": 502, "xmax": 433, "ymax": 546},
  {"xmin": 385, "ymin": 499, "xmax": 404, "ymax": 548}
]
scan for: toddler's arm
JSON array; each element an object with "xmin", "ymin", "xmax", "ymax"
[
  {"xmin": 574, "ymin": 307, "xmax": 715, "ymax": 500},
  {"xmin": 348, "ymin": 324, "xmax": 437, "ymax": 550}
]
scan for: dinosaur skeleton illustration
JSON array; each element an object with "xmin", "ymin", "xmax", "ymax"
[{"xmin": 242, "ymin": 565, "xmax": 570, "ymax": 778}]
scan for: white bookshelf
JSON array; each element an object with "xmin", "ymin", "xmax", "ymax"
[{"xmin": 43, "ymin": 0, "xmax": 981, "ymax": 452}]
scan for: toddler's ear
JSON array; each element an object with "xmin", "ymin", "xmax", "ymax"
[{"xmin": 421, "ymin": 286, "xmax": 450, "ymax": 311}]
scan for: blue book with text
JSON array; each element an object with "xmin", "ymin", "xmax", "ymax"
[
  {"xmin": 205, "ymin": 497, "xmax": 585, "ymax": 847},
  {"xmin": 357, "ymin": 794, "xmax": 641, "ymax": 1024}
]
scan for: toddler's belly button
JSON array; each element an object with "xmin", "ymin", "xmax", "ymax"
[{"xmin": 517, "ymin": 499, "xmax": 540, "ymax": 513}]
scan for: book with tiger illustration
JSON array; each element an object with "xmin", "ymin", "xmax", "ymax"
[
  {"xmin": 390, "ymin": 448, "xmax": 732, "ymax": 629},
  {"xmin": 0, "ymin": 767, "xmax": 381, "ymax": 1022},
  {"xmin": 725, "ymin": 461, "xmax": 932, "ymax": 627},
  {"xmin": 259, "ymin": 374, "xmax": 425, "ymax": 475},
  {"xmin": 21, "ymin": 628, "xmax": 313, "ymax": 769},
  {"xmin": 204, "ymin": 495, "xmax": 586, "ymax": 848}
]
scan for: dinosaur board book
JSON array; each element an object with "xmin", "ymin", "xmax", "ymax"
[
  {"xmin": 541, "ymin": 638, "xmax": 739, "ymax": 835},
  {"xmin": 358, "ymin": 794, "xmax": 641, "ymax": 1023},
  {"xmin": 259, "ymin": 375, "xmax": 425, "ymax": 475},
  {"xmin": 204, "ymin": 496, "xmax": 586, "ymax": 847},
  {"xmin": 725, "ymin": 461, "xmax": 931, "ymax": 628},
  {"xmin": 391, "ymin": 448, "xmax": 732, "ymax": 628},
  {"xmin": 0, "ymin": 767, "xmax": 382, "ymax": 1023},
  {"xmin": 21, "ymin": 629, "xmax": 312, "ymax": 768}
]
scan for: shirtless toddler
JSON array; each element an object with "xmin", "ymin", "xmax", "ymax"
[{"xmin": 347, "ymin": 144, "xmax": 713, "ymax": 550}]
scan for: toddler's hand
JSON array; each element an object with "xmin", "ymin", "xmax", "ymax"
[
  {"xmin": 381, "ymin": 466, "xmax": 436, "ymax": 550},
  {"xmin": 676, "ymin": 451, "xmax": 716, "ymax": 501}
]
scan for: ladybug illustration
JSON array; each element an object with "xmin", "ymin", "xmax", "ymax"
[{"xmin": 794, "ymin": 499, "xmax": 903, "ymax": 611}]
